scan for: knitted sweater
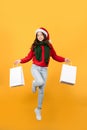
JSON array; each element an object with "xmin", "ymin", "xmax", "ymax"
[{"xmin": 20, "ymin": 44, "xmax": 65, "ymax": 67}]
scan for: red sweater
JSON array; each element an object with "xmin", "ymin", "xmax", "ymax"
[{"xmin": 20, "ymin": 44, "xmax": 65, "ymax": 67}]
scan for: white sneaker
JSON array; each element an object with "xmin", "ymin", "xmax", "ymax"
[{"xmin": 34, "ymin": 108, "xmax": 41, "ymax": 120}]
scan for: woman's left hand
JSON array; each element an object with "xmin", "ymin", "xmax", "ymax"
[{"xmin": 65, "ymin": 58, "xmax": 71, "ymax": 63}]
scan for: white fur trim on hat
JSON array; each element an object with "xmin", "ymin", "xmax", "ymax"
[{"xmin": 35, "ymin": 29, "xmax": 48, "ymax": 37}]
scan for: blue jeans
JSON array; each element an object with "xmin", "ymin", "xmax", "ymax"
[{"xmin": 31, "ymin": 64, "xmax": 48, "ymax": 109}]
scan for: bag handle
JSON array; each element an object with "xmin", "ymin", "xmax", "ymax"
[
  {"xmin": 12, "ymin": 64, "xmax": 21, "ymax": 68},
  {"xmin": 65, "ymin": 60, "xmax": 72, "ymax": 66}
]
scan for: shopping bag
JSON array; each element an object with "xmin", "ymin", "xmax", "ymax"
[
  {"xmin": 60, "ymin": 64, "xmax": 77, "ymax": 85},
  {"xmin": 10, "ymin": 66, "xmax": 25, "ymax": 87}
]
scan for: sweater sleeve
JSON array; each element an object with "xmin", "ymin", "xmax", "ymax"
[
  {"xmin": 20, "ymin": 49, "xmax": 33, "ymax": 63},
  {"xmin": 50, "ymin": 44, "xmax": 65, "ymax": 62}
]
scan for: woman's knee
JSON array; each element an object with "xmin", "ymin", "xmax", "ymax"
[
  {"xmin": 37, "ymin": 80, "xmax": 45, "ymax": 86},
  {"xmin": 39, "ymin": 86, "xmax": 45, "ymax": 94}
]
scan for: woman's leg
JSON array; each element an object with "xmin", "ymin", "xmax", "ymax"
[
  {"xmin": 38, "ymin": 67, "xmax": 48, "ymax": 109},
  {"xmin": 31, "ymin": 65, "xmax": 48, "ymax": 120},
  {"xmin": 31, "ymin": 65, "xmax": 45, "ymax": 92}
]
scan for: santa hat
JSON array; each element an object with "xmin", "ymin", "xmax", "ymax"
[{"xmin": 35, "ymin": 27, "xmax": 50, "ymax": 41}]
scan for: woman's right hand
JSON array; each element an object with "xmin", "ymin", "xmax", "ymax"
[{"xmin": 14, "ymin": 59, "xmax": 21, "ymax": 65}]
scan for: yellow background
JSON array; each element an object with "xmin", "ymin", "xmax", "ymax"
[{"xmin": 0, "ymin": 0, "xmax": 87, "ymax": 130}]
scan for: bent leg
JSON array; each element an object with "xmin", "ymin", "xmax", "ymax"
[{"xmin": 31, "ymin": 65, "xmax": 45, "ymax": 92}]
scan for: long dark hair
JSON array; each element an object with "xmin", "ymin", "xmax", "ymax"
[{"xmin": 31, "ymin": 32, "xmax": 51, "ymax": 51}]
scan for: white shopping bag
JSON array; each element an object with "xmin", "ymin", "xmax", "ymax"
[
  {"xmin": 10, "ymin": 66, "xmax": 25, "ymax": 87},
  {"xmin": 60, "ymin": 64, "xmax": 77, "ymax": 85}
]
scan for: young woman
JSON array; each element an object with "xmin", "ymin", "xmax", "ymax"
[{"xmin": 14, "ymin": 27, "xmax": 70, "ymax": 120}]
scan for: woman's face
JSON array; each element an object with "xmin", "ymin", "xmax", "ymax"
[{"xmin": 36, "ymin": 32, "xmax": 45, "ymax": 41}]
